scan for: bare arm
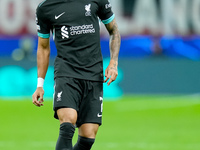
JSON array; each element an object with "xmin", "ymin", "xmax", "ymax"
[
  {"xmin": 32, "ymin": 37, "xmax": 50, "ymax": 107},
  {"xmin": 37, "ymin": 37, "xmax": 50, "ymax": 79},
  {"xmin": 104, "ymin": 18, "xmax": 121, "ymax": 85}
]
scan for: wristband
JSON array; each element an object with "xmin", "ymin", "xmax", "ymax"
[{"xmin": 37, "ymin": 77, "xmax": 44, "ymax": 87}]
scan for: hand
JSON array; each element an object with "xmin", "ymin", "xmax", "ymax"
[
  {"xmin": 32, "ymin": 87, "xmax": 44, "ymax": 107},
  {"xmin": 104, "ymin": 59, "xmax": 118, "ymax": 86}
]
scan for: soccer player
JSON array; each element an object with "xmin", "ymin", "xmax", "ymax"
[{"xmin": 32, "ymin": 0, "xmax": 121, "ymax": 149}]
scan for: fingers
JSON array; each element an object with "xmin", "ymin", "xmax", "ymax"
[
  {"xmin": 104, "ymin": 69, "xmax": 118, "ymax": 86},
  {"xmin": 104, "ymin": 69, "xmax": 110, "ymax": 83},
  {"xmin": 33, "ymin": 96, "xmax": 43, "ymax": 107},
  {"xmin": 32, "ymin": 89, "xmax": 44, "ymax": 107},
  {"xmin": 39, "ymin": 93, "xmax": 44, "ymax": 104},
  {"xmin": 32, "ymin": 95, "xmax": 40, "ymax": 107},
  {"xmin": 107, "ymin": 72, "xmax": 117, "ymax": 86},
  {"xmin": 104, "ymin": 69, "xmax": 109, "ymax": 83},
  {"xmin": 104, "ymin": 76, "xmax": 109, "ymax": 83},
  {"xmin": 104, "ymin": 59, "xmax": 118, "ymax": 85}
]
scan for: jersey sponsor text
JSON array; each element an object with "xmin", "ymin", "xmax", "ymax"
[{"xmin": 61, "ymin": 24, "xmax": 95, "ymax": 39}]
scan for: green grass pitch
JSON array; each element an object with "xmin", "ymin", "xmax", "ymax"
[{"xmin": 0, "ymin": 95, "xmax": 200, "ymax": 150}]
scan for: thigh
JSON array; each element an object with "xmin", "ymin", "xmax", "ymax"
[
  {"xmin": 57, "ymin": 108, "xmax": 77, "ymax": 125},
  {"xmin": 76, "ymin": 81, "xmax": 103, "ymax": 127},
  {"xmin": 53, "ymin": 77, "xmax": 82, "ymax": 120},
  {"xmin": 78, "ymin": 123, "xmax": 99, "ymax": 138}
]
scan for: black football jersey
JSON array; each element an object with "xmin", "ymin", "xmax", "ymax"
[{"xmin": 36, "ymin": 0, "xmax": 115, "ymax": 81}]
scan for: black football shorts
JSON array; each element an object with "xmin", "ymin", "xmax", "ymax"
[{"xmin": 53, "ymin": 77, "xmax": 103, "ymax": 127}]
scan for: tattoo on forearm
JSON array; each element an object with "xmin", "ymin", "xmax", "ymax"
[{"xmin": 106, "ymin": 19, "xmax": 121, "ymax": 62}]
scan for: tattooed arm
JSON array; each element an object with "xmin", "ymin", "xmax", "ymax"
[{"xmin": 104, "ymin": 18, "xmax": 121, "ymax": 86}]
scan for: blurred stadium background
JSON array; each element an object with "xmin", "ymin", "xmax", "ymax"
[{"xmin": 0, "ymin": 0, "xmax": 200, "ymax": 150}]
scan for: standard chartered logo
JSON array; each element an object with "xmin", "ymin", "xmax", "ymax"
[
  {"xmin": 61, "ymin": 24, "xmax": 95, "ymax": 39},
  {"xmin": 61, "ymin": 26, "xmax": 69, "ymax": 39}
]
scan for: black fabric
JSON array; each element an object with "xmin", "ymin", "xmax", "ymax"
[
  {"xmin": 55, "ymin": 122, "xmax": 75, "ymax": 150},
  {"xmin": 53, "ymin": 77, "xmax": 103, "ymax": 127},
  {"xmin": 73, "ymin": 136, "xmax": 95, "ymax": 150},
  {"xmin": 36, "ymin": 0, "xmax": 114, "ymax": 82}
]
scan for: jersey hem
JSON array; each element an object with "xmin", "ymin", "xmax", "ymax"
[{"xmin": 54, "ymin": 75, "xmax": 104, "ymax": 82}]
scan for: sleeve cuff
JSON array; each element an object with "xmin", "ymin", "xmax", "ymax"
[
  {"xmin": 38, "ymin": 32, "xmax": 50, "ymax": 38},
  {"xmin": 102, "ymin": 14, "xmax": 115, "ymax": 24}
]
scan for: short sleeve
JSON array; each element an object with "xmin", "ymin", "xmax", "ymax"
[
  {"xmin": 36, "ymin": 7, "xmax": 51, "ymax": 38},
  {"xmin": 98, "ymin": 0, "xmax": 115, "ymax": 24}
]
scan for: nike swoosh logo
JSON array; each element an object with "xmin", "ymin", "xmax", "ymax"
[
  {"xmin": 97, "ymin": 113, "xmax": 102, "ymax": 118},
  {"xmin": 55, "ymin": 12, "xmax": 65, "ymax": 19}
]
